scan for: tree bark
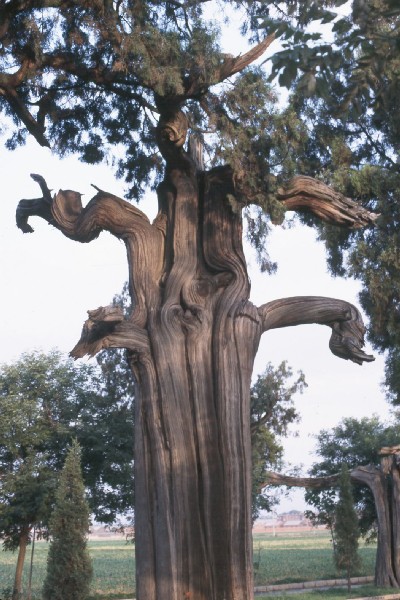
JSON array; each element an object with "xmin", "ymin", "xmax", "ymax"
[
  {"xmin": 16, "ymin": 111, "xmax": 375, "ymax": 599},
  {"xmin": 12, "ymin": 528, "xmax": 30, "ymax": 600}
]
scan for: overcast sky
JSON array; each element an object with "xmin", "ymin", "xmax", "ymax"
[{"xmin": 1, "ymin": 139, "xmax": 391, "ymax": 512}]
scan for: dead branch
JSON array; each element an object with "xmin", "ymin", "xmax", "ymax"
[
  {"xmin": 70, "ymin": 305, "xmax": 150, "ymax": 358},
  {"xmin": 258, "ymin": 296, "xmax": 374, "ymax": 365},
  {"xmin": 277, "ymin": 176, "xmax": 378, "ymax": 229}
]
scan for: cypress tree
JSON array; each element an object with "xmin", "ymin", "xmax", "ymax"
[
  {"xmin": 43, "ymin": 440, "xmax": 93, "ymax": 600},
  {"xmin": 334, "ymin": 464, "xmax": 361, "ymax": 591}
]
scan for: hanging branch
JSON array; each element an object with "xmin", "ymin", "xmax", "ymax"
[{"xmin": 258, "ymin": 296, "xmax": 374, "ymax": 365}]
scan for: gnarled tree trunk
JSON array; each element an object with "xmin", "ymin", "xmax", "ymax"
[{"xmin": 16, "ymin": 110, "xmax": 375, "ymax": 599}]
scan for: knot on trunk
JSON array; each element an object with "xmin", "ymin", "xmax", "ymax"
[{"xmin": 157, "ymin": 110, "xmax": 188, "ymax": 149}]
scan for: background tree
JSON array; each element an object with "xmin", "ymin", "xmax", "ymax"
[
  {"xmin": 265, "ymin": 1, "xmax": 400, "ymax": 401},
  {"xmin": 1, "ymin": 2, "xmax": 377, "ymax": 598},
  {"xmin": 265, "ymin": 416, "xmax": 400, "ymax": 587},
  {"xmin": 305, "ymin": 416, "xmax": 397, "ymax": 539},
  {"xmin": 43, "ymin": 440, "xmax": 93, "ymax": 600},
  {"xmin": 251, "ymin": 361, "xmax": 306, "ymax": 521},
  {"xmin": 306, "ymin": 417, "xmax": 400, "ymax": 588},
  {"xmin": 334, "ymin": 464, "xmax": 361, "ymax": 591},
  {"xmin": 0, "ymin": 349, "xmax": 134, "ymax": 597}
]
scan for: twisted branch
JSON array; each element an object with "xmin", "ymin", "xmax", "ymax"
[
  {"xmin": 258, "ymin": 296, "xmax": 374, "ymax": 365},
  {"xmin": 277, "ymin": 176, "xmax": 378, "ymax": 229}
]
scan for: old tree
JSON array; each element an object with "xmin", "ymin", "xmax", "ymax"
[{"xmin": 1, "ymin": 2, "xmax": 377, "ymax": 599}]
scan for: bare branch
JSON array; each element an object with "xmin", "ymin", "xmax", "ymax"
[
  {"xmin": 70, "ymin": 305, "xmax": 150, "ymax": 358},
  {"xmin": 0, "ymin": 84, "xmax": 50, "ymax": 147},
  {"xmin": 218, "ymin": 34, "xmax": 276, "ymax": 81},
  {"xmin": 262, "ymin": 466, "xmax": 381, "ymax": 493},
  {"xmin": 262, "ymin": 471, "xmax": 339, "ymax": 491},
  {"xmin": 16, "ymin": 173, "xmax": 150, "ymax": 240},
  {"xmin": 277, "ymin": 176, "xmax": 378, "ymax": 229},
  {"xmin": 258, "ymin": 296, "xmax": 375, "ymax": 365}
]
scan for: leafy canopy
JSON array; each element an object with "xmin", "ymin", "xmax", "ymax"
[
  {"xmin": 268, "ymin": 1, "xmax": 400, "ymax": 399},
  {"xmin": 251, "ymin": 361, "xmax": 306, "ymax": 521},
  {"xmin": 305, "ymin": 415, "xmax": 400, "ymax": 539},
  {"xmin": 0, "ymin": 348, "xmax": 134, "ymax": 551}
]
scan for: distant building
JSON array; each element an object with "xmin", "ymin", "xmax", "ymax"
[{"xmin": 277, "ymin": 510, "xmax": 310, "ymax": 527}]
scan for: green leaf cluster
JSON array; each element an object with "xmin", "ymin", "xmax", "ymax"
[
  {"xmin": 0, "ymin": 347, "xmax": 135, "ymax": 555},
  {"xmin": 251, "ymin": 361, "xmax": 307, "ymax": 521},
  {"xmin": 257, "ymin": 1, "xmax": 400, "ymax": 402},
  {"xmin": 305, "ymin": 415, "xmax": 400, "ymax": 540}
]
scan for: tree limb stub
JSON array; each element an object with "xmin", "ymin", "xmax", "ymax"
[
  {"xmin": 277, "ymin": 176, "xmax": 379, "ymax": 229},
  {"xmin": 258, "ymin": 296, "xmax": 375, "ymax": 365},
  {"xmin": 218, "ymin": 34, "xmax": 276, "ymax": 81},
  {"xmin": 70, "ymin": 305, "xmax": 150, "ymax": 359}
]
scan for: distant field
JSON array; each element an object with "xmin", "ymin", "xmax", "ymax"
[
  {"xmin": 252, "ymin": 530, "xmax": 376, "ymax": 586},
  {"xmin": 0, "ymin": 530, "xmax": 378, "ymax": 599},
  {"xmin": 1, "ymin": 539, "xmax": 135, "ymax": 600}
]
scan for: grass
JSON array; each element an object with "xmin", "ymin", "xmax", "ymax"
[
  {"xmin": 252, "ymin": 530, "xmax": 376, "ymax": 586},
  {"xmin": 1, "ymin": 540, "xmax": 135, "ymax": 600},
  {"xmin": 0, "ymin": 530, "xmax": 388, "ymax": 599}
]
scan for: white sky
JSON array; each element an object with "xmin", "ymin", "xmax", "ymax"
[{"xmin": 0, "ymin": 140, "xmax": 391, "ymax": 513}]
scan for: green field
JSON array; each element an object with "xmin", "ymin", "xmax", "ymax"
[
  {"xmin": 0, "ymin": 530, "xmax": 386, "ymax": 599},
  {"xmin": 253, "ymin": 530, "xmax": 376, "ymax": 586}
]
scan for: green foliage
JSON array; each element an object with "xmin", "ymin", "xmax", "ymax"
[
  {"xmin": 262, "ymin": 1, "xmax": 400, "ymax": 401},
  {"xmin": 305, "ymin": 416, "xmax": 400, "ymax": 540},
  {"xmin": 0, "ymin": 348, "xmax": 134, "ymax": 548},
  {"xmin": 334, "ymin": 465, "xmax": 361, "ymax": 587},
  {"xmin": 43, "ymin": 440, "xmax": 93, "ymax": 600},
  {"xmin": 251, "ymin": 361, "xmax": 307, "ymax": 521},
  {"xmin": 0, "ymin": 1, "xmax": 233, "ymax": 199}
]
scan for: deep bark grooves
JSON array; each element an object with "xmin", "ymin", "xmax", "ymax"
[
  {"xmin": 352, "ymin": 466, "xmax": 399, "ymax": 587},
  {"xmin": 134, "ymin": 157, "xmax": 260, "ymax": 598},
  {"xmin": 391, "ymin": 465, "xmax": 400, "ymax": 583},
  {"xmin": 143, "ymin": 144, "xmax": 217, "ymax": 597},
  {"xmin": 202, "ymin": 167, "xmax": 260, "ymax": 597}
]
